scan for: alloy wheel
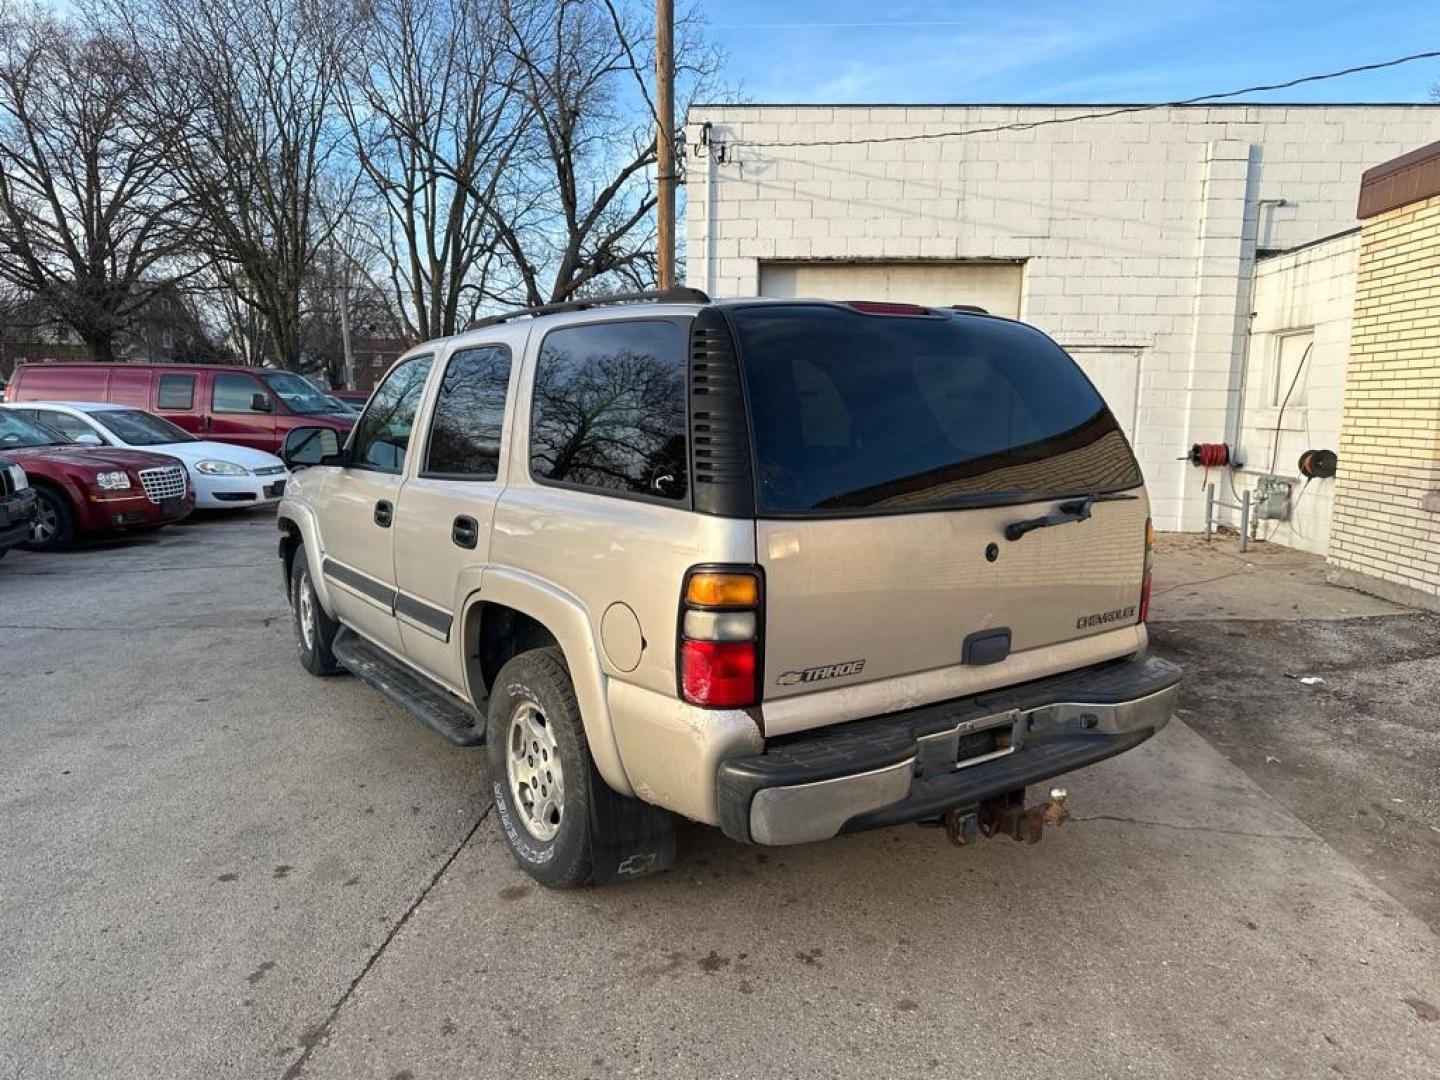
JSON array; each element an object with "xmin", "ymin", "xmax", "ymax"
[{"xmin": 506, "ymin": 701, "xmax": 564, "ymax": 841}]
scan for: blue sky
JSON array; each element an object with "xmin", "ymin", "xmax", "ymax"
[{"xmin": 700, "ymin": 1, "xmax": 1440, "ymax": 104}]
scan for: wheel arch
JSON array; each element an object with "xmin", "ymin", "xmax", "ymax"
[
  {"xmin": 461, "ymin": 568, "xmax": 634, "ymax": 798},
  {"xmin": 26, "ymin": 475, "xmax": 83, "ymax": 534},
  {"xmin": 276, "ymin": 504, "xmax": 337, "ymax": 616}
]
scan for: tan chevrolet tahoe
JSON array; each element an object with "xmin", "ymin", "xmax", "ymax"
[{"xmin": 276, "ymin": 290, "xmax": 1180, "ymax": 888}]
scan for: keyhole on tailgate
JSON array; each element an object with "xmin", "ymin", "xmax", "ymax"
[{"xmin": 985, "ymin": 542, "xmax": 999, "ymax": 563}]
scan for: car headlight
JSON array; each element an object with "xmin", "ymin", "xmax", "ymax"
[
  {"xmin": 7, "ymin": 464, "xmax": 24, "ymax": 490},
  {"xmin": 195, "ymin": 460, "xmax": 249, "ymax": 476},
  {"xmin": 94, "ymin": 470, "xmax": 132, "ymax": 490}
]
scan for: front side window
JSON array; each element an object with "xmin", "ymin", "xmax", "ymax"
[
  {"xmin": 213, "ymin": 373, "xmax": 270, "ymax": 414},
  {"xmin": 0, "ymin": 412, "xmax": 68, "ymax": 447},
  {"xmin": 262, "ymin": 371, "xmax": 336, "ymax": 415},
  {"xmin": 349, "ymin": 355, "xmax": 433, "ymax": 473},
  {"xmin": 424, "ymin": 346, "xmax": 512, "ymax": 480},
  {"xmin": 529, "ymin": 321, "xmax": 688, "ymax": 501},
  {"xmin": 730, "ymin": 304, "xmax": 1143, "ymax": 514},
  {"xmin": 156, "ymin": 374, "xmax": 195, "ymax": 411}
]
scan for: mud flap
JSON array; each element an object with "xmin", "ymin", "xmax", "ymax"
[{"xmin": 587, "ymin": 764, "xmax": 677, "ymax": 885}]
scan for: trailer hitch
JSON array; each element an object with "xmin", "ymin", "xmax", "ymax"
[{"xmin": 943, "ymin": 787, "xmax": 1069, "ymax": 847}]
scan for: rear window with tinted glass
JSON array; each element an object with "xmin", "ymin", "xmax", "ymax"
[
  {"xmin": 529, "ymin": 320, "xmax": 688, "ymax": 501},
  {"xmin": 729, "ymin": 305, "xmax": 1141, "ymax": 514}
]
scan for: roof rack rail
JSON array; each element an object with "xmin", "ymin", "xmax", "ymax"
[{"xmin": 467, "ymin": 287, "xmax": 710, "ymax": 330}]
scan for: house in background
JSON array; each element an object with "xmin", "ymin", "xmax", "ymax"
[
  {"xmin": 684, "ymin": 102, "xmax": 1440, "ymax": 537},
  {"xmin": 349, "ymin": 336, "xmax": 411, "ymax": 393},
  {"xmin": 0, "ymin": 288, "xmax": 225, "ymax": 379}
]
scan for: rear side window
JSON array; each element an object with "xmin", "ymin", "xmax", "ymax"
[
  {"xmin": 156, "ymin": 374, "xmax": 195, "ymax": 410},
  {"xmin": 529, "ymin": 320, "xmax": 688, "ymax": 501},
  {"xmin": 729, "ymin": 305, "xmax": 1141, "ymax": 514},
  {"xmin": 424, "ymin": 345, "xmax": 512, "ymax": 480},
  {"xmin": 26, "ymin": 410, "xmax": 94, "ymax": 442}
]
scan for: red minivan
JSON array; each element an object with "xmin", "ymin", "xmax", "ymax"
[{"xmin": 3, "ymin": 363, "xmax": 354, "ymax": 455}]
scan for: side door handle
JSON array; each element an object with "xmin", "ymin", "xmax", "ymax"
[
  {"xmin": 451, "ymin": 515, "xmax": 479, "ymax": 549},
  {"xmin": 374, "ymin": 500, "xmax": 393, "ymax": 528}
]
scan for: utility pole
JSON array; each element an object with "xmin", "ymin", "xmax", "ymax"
[
  {"xmin": 655, "ymin": 0, "xmax": 675, "ymax": 292},
  {"xmin": 338, "ymin": 265, "xmax": 355, "ymax": 391}
]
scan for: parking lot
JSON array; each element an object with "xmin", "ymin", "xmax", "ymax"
[{"xmin": 3, "ymin": 516, "xmax": 1439, "ymax": 1080}]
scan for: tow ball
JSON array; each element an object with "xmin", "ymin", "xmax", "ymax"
[{"xmin": 942, "ymin": 787, "xmax": 1070, "ymax": 847}]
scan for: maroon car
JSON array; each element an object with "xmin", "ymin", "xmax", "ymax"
[
  {"xmin": 0, "ymin": 411, "xmax": 194, "ymax": 550},
  {"xmin": 4, "ymin": 362, "xmax": 354, "ymax": 455}
]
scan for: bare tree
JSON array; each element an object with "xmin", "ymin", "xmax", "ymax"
[
  {"xmin": 103, "ymin": 0, "xmax": 360, "ymax": 369},
  {"xmin": 482, "ymin": 0, "xmax": 658, "ymax": 307},
  {"xmin": 0, "ymin": 1, "xmax": 196, "ymax": 360},
  {"xmin": 342, "ymin": 0, "xmax": 528, "ymax": 339}
]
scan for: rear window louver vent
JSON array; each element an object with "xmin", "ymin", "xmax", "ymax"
[{"xmin": 689, "ymin": 309, "xmax": 755, "ymax": 517}]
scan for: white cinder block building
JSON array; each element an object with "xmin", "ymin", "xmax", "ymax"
[{"xmin": 684, "ymin": 103, "xmax": 1440, "ymax": 531}]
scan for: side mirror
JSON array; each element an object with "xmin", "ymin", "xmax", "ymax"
[
  {"xmin": 251, "ymin": 392, "xmax": 275, "ymax": 413},
  {"xmin": 282, "ymin": 426, "xmax": 341, "ymax": 469},
  {"xmin": 73, "ymin": 432, "xmax": 104, "ymax": 446}
]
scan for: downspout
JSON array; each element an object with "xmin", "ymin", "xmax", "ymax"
[{"xmin": 1227, "ymin": 198, "xmax": 1288, "ymax": 456}]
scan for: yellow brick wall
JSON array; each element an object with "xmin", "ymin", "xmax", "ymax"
[{"xmin": 1327, "ymin": 193, "xmax": 1440, "ymax": 599}]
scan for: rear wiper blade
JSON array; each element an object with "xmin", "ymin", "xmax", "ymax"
[{"xmin": 1003, "ymin": 491, "xmax": 1137, "ymax": 542}]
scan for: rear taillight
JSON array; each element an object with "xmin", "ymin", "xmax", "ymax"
[
  {"xmin": 1139, "ymin": 517, "xmax": 1154, "ymax": 623},
  {"xmin": 679, "ymin": 567, "xmax": 761, "ymax": 708}
]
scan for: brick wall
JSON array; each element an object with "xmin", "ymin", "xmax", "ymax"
[
  {"xmin": 686, "ymin": 104, "xmax": 1440, "ymax": 530},
  {"xmin": 1327, "ymin": 193, "xmax": 1440, "ymax": 605}
]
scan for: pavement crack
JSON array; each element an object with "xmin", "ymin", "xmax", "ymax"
[
  {"xmin": 1074, "ymin": 813, "xmax": 1320, "ymax": 843},
  {"xmin": 278, "ymin": 800, "xmax": 493, "ymax": 1080}
]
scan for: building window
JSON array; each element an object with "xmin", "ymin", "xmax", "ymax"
[{"xmin": 1270, "ymin": 330, "xmax": 1313, "ymax": 408}]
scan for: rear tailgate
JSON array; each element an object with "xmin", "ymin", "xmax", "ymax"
[
  {"xmin": 758, "ymin": 493, "xmax": 1147, "ymax": 700},
  {"xmin": 727, "ymin": 302, "xmax": 1149, "ymax": 734}
]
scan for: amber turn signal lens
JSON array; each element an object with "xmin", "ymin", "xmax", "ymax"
[
  {"xmin": 1145, "ymin": 518, "xmax": 1155, "ymax": 550},
  {"xmin": 685, "ymin": 571, "xmax": 759, "ymax": 607}
]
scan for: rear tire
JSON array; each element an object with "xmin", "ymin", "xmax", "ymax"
[
  {"xmin": 291, "ymin": 547, "xmax": 341, "ymax": 676},
  {"xmin": 486, "ymin": 647, "xmax": 675, "ymax": 889},
  {"xmin": 24, "ymin": 486, "xmax": 75, "ymax": 551},
  {"xmin": 487, "ymin": 649, "xmax": 594, "ymax": 888}
]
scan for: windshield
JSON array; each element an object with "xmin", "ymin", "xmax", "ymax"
[
  {"xmin": 729, "ymin": 305, "xmax": 1142, "ymax": 514},
  {"xmin": 260, "ymin": 371, "xmax": 337, "ymax": 415},
  {"xmin": 0, "ymin": 411, "xmax": 69, "ymax": 448},
  {"xmin": 99, "ymin": 409, "xmax": 196, "ymax": 446}
]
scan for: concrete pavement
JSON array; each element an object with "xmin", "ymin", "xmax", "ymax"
[{"xmin": 2, "ymin": 516, "xmax": 1438, "ymax": 1079}]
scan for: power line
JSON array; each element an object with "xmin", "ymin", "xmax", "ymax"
[{"xmin": 733, "ymin": 49, "xmax": 1440, "ymax": 150}]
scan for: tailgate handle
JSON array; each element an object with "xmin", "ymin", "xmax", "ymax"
[
  {"xmin": 962, "ymin": 628, "xmax": 1011, "ymax": 666},
  {"xmin": 452, "ymin": 515, "xmax": 479, "ymax": 549}
]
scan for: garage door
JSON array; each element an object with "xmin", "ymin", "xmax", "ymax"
[
  {"xmin": 758, "ymin": 261, "xmax": 1024, "ymax": 318},
  {"xmin": 1065, "ymin": 346, "xmax": 1143, "ymax": 440}
]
